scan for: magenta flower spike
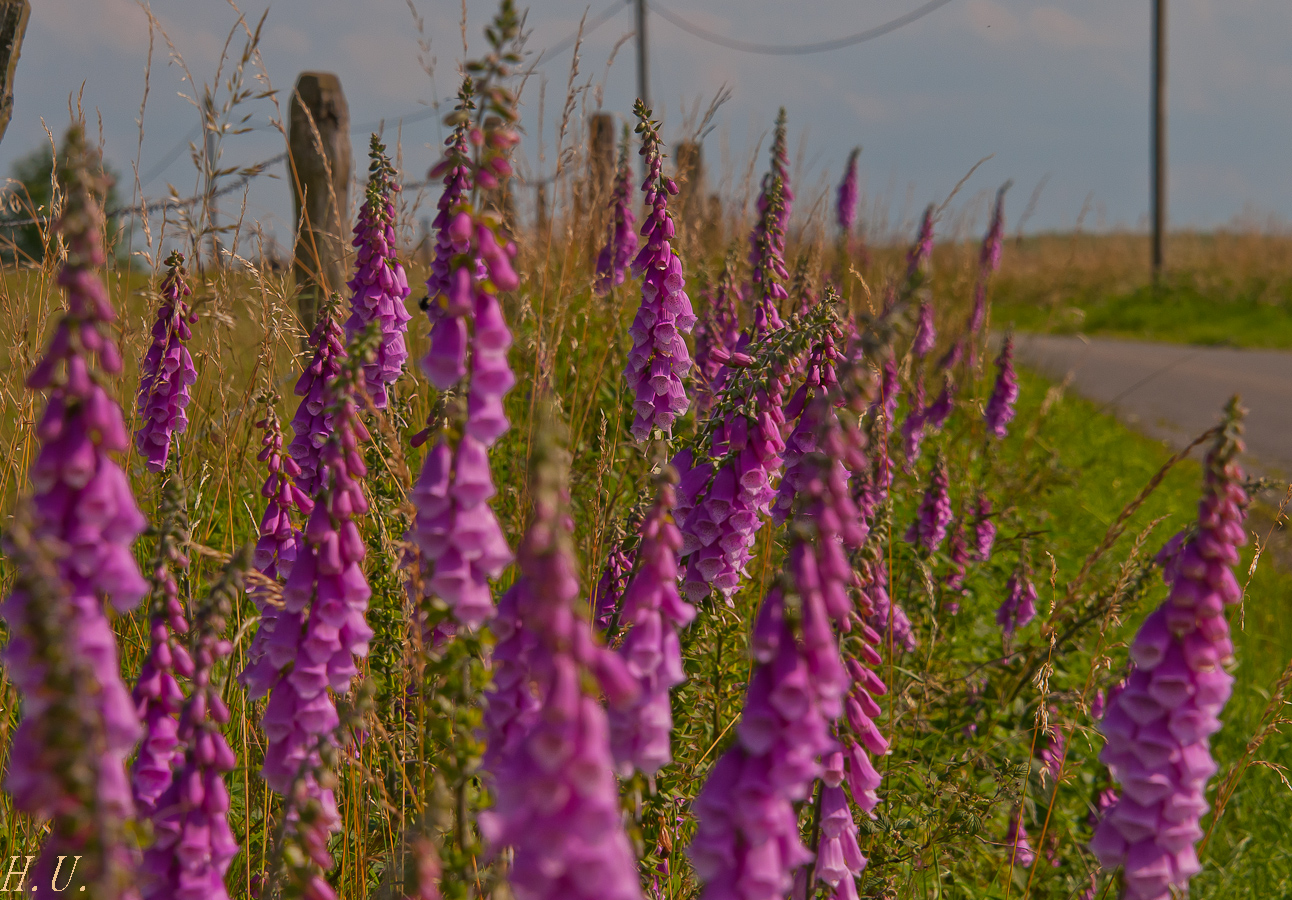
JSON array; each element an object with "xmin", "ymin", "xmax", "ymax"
[
  {"xmin": 836, "ymin": 147, "xmax": 860, "ymax": 236},
  {"xmin": 1039, "ymin": 723, "xmax": 1067, "ymax": 784},
  {"xmin": 592, "ymin": 538, "xmax": 634, "ymax": 632},
  {"xmin": 135, "ymin": 250, "xmax": 196, "ymax": 472},
  {"xmin": 693, "ymin": 258, "xmax": 742, "ymax": 414},
  {"xmin": 690, "ymin": 406, "xmax": 882, "ymax": 900},
  {"xmin": 749, "ymin": 107, "xmax": 794, "ymax": 278},
  {"xmin": 968, "ymin": 182, "xmax": 1009, "ymax": 361},
  {"xmin": 624, "ymin": 100, "xmax": 696, "ymax": 442},
  {"xmin": 906, "ymin": 455, "xmax": 952, "ymax": 552},
  {"xmin": 900, "ymin": 374, "xmax": 928, "ymax": 469},
  {"xmin": 141, "ymin": 551, "xmax": 247, "ymax": 900},
  {"xmin": 289, "ymin": 299, "xmax": 347, "ymax": 499},
  {"xmin": 974, "ymin": 494, "xmax": 996, "ymax": 561},
  {"xmin": 1007, "ymin": 812, "xmax": 1036, "ymax": 869},
  {"xmin": 427, "ymin": 113, "xmax": 472, "ymax": 305},
  {"xmin": 130, "ymin": 476, "xmax": 194, "ymax": 821},
  {"xmin": 254, "ymin": 357, "xmax": 375, "ymax": 878},
  {"xmin": 410, "ymin": 78, "xmax": 518, "ymax": 632},
  {"xmin": 239, "ymin": 399, "xmax": 315, "ymax": 699},
  {"xmin": 479, "ymin": 422, "xmax": 643, "ymax": 900},
  {"xmin": 943, "ymin": 518, "xmax": 969, "ymax": 610},
  {"xmin": 345, "ymin": 135, "xmax": 412, "ymax": 409},
  {"xmin": 1090, "ymin": 401, "xmax": 1248, "ymax": 900},
  {"xmin": 911, "ymin": 300, "xmax": 936, "ymax": 358},
  {"xmin": 861, "ymin": 556, "xmax": 916, "ymax": 654},
  {"xmin": 907, "ymin": 204, "xmax": 935, "ymax": 286},
  {"xmin": 3, "ymin": 126, "xmax": 151, "ymax": 896},
  {"xmin": 595, "ymin": 125, "xmax": 639, "ymax": 295},
  {"xmin": 678, "ymin": 174, "xmax": 790, "ymax": 603},
  {"xmin": 997, "ymin": 568, "xmax": 1038, "ymax": 635},
  {"xmin": 609, "ymin": 473, "xmax": 697, "ymax": 776},
  {"xmin": 774, "ymin": 314, "xmax": 845, "ymax": 524},
  {"xmin": 985, "ymin": 334, "xmax": 1020, "ymax": 439}
]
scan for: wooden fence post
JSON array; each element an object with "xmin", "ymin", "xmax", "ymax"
[
  {"xmin": 0, "ymin": 0, "xmax": 30, "ymax": 147},
  {"xmin": 288, "ymin": 72, "xmax": 351, "ymax": 335}
]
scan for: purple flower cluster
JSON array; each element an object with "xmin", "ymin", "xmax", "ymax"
[
  {"xmin": 968, "ymin": 183, "xmax": 1009, "ymax": 353},
  {"xmin": 985, "ymin": 335, "xmax": 1019, "ymax": 439},
  {"xmin": 135, "ymin": 250, "xmax": 196, "ymax": 472},
  {"xmin": 289, "ymin": 302, "xmax": 347, "ymax": 499},
  {"xmin": 592, "ymin": 537, "xmax": 634, "ymax": 631},
  {"xmin": 1006, "ymin": 813, "xmax": 1036, "ymax": 869},
  {"xmin": 427, "ymin": 94, "xmax": 472, "ymax": 303},
  {"xmin": 911, "ymin": 300, "xmax": 936, "ymax": 358},
  {"xmin": 774, "ymin": 320, "xmax": 843, "ymax": 523},
  {"xmin": 906, "ymin": 455, "xmax": 952, "ymax": 553},
  {"xmin": 943, "ymin": 518, "xmax": 969, "ymax": 609},
  {"xmin": 693, "ymin": 260, "xmax": 742, "ymax": 414},
  {"xmin": 240, "ymin": 401, "xmax": 314, "ymax": 698},
  {"xmin": 3, "ymin": 126, "xmax": 148, "ymax": 895},
  {"xmin": 479, "ymin": 429, "xmax": 642, "ymax": 900},
  {"xmin": 861, "ymin": 557, "xmax": 915, "ymax": 654},
  {"xmin": 690, "ymin": 433, "xmax": 882, "ymax": 900},
  {"xmin": 816, "ymin": 782, "xmax": 866, "ymax": 900},
  {"xmin": 412, "ymin": 87, "xmax": 520, "ymax": 631},
  {"xmin": 345, "ymin": 135, "xmax": 412, "ymax": 409},
  {"xmin": 677, "ymin": 173, "xmax": 791, "ymax": 603},
  {"xmin": 974, "ymin": 494, "xmax": 996, "ymax": 561},
  {"xmin": 131, "ymin": 478, "xmax": 193, "ymax": 820},
  {"xmin": 624, "ymin": 101, "xmax": 696, "ymax": 441},
  {"xmin": 836, "ymin": 147, "xmax": 860, "ymax": 236},
  {"xmin": 141, "ymin": 553, "xmax": 246, "ymax": 900},
  {"xmin": 900, "ymin": 375, "xmax": 927, "ymax": 469},
  {"xmin": 997, "ymin": 569, "xmax": 1038, "ymax": 636},
  {"xmin": 595, "ymin": 126, "xmax": 638, "ymax": 295},
  {"xmin": 609, "ymin": 475, "xmax": 696, "ymax": 776},
  {"xmin": 1090, "ymin": 404, "xmax": 1247, "ymax": 900},
  {"xmin": 749, "ymin": 107, "xmax": 793, "ymax": 278},
  {"xmin": 252, "ymin": 364, "xmax": 374, "ymax": 869}
]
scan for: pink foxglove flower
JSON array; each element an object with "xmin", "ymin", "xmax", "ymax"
[
  {"xmin": 427, "ymin": 89, "xmax": 472, "ymax": 305},
  {"xmin": 3, "ymin": 126, "xmax": 148, "ymax": 898},
  {"xmin": 289, "ymin": 299, "xmax": 347, "ymax": 499},
  {"xmin": 968, "ymin": 182, "xmax": 1009, "ymax": 363},
  {"xmin": 411, "ymin": 78, "xmax": 519, "ymax": 632},
  {"xmin": 1007, "ymin": 812, "xmax": 1036, "ymax": 869},
  {"xmin": 997, "ymin": 568, "xmax": 1038, "ymax": 635},
  {"xmin": 690, "ymin": 412, "xmax": 880, "ymax": 900},
  {"xmin": 593, "ymin": 537, "xmax": 634, "ymax": 632},
  {"xmin": 1090, "ymin": 401, "xmax": 1248, "ymax": 900},
  {"xmin": 130, "ymin": 476, "xmax": 194, "ymax": 820},
  {"xmin": 974, "ymin": 494, "xmax": 996, "ymax": 561},
  {"xmin": 141, "ymin": 551, "xmax": 247, "ymax": 900},
  {"xmin": 900, "ymin": 374, "xmax": 928, "ymax": 469},
  {"xmin": 693, "ymin": 257, "xmax": 742, "ymax": 414},
  {"xmin": 609, "ymin": 473, "xmax": 696, "ymax": 776},
  {"xmin": 906, "ymin": 455, "xmax": 952, "ymax": 552},
  {"xmin": 135, "ymin": 250, "xmax": 196, "ymax": 471},
  {"xmin": 595, "ymin": 125, "xmax": 638, "ymax": 295},
  {"xmin": 911, "ymin": 299, "xmax": 935, "ymax": 357},
  {"xmin": 749, "ymin": 107, "xmax": 793, "ymax": 278},
  {"xmin": 624, "ymin": 100, "xmax": 696, "ymax": 441},
  {"xmin": 240, "ymin": 399, "xmax": 314, "ymax": 699},
  {"xmin": 346, "ymin": 135, "xmax": 412, "ymax": 409},
  {"xmin": 985, "ymin": 334, "xmax": 1019, "ymax": 439},
  {"xmin": 943, "ymin": 517, "xmax": 969, "ymax": 610},
  {"xmin": 836, "ymin": 147, "xmax": 860, "ymax": 236},
  {"xmin": 479, "ymin": 424, "xmax": 643, "ymax": 900},
  {"xmin": 679, "ymin": 174, "xmax": 790, "ymax": 603},
  {"xmin": 861, "ymin": 557, "xmax": 915, "ymax": 654},
  {"xmin": 257, "ymin": 356, "xmax": 374, "ymax": 877}
]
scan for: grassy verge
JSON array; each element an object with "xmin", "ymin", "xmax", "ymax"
[{"xmin": 982, "ymin": 231, "xmax": 1292, "ymax": 348}]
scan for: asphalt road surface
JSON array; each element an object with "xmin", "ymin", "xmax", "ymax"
[{"xmin": 1013, "ymin": 334, "xmax": 1292, "ymax": 479}]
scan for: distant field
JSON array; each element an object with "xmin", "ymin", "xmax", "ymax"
[{"xmin": 982, "ymin": 231, "xmax": 1292, "ymax": 348}]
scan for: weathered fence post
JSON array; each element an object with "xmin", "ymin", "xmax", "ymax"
[
  {"xmin": 0, "ymin": 0, "xmax": 29, "ymax": 148},
  {"xmin": 288, "ymin": 72, "xmax": 351, "ymax": 335}
]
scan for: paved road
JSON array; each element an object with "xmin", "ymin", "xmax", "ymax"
[{"xmin": 1013, "ymin": 334, "xmax": 1292, "ymax": 478}]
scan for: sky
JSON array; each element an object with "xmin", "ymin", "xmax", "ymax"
[{"xmin": 4, "ymin": 0, "xmax": 1291, "ymax": 250}]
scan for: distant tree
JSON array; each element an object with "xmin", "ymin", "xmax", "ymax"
[{"xmin": 1, "ymin": 144, "xmax": 121, "ymax": 264}]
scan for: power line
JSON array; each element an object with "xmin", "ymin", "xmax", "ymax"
[{"xmin": 648, "ymin": 0, "xmax": 956, "ymax": 55}]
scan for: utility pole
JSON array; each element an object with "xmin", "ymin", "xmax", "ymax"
[
  {"xmin": 635, "ymin": 0, "xmax": 649, "ymax": 112},
  {"xmin": 1151, "ymin": 0, "xmax": 1166, "ymax": 282}
]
